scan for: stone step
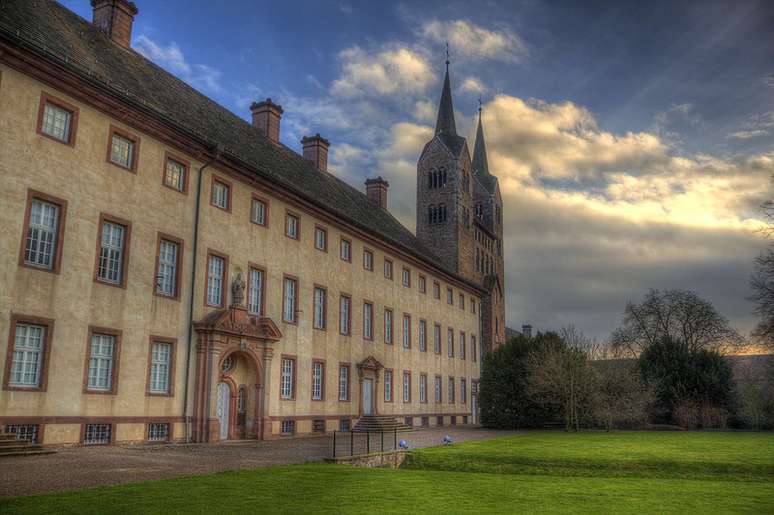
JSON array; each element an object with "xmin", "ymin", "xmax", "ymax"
[
  {"xmin": 0, "ymin": 444, "xmax": 46, "ymax": 453},
  {"xmin": 0, "ymin": 449, "xmax": 56, "ymax": 458}
]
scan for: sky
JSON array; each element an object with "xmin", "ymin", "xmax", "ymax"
[{"xmin": 62, "ymin": 0, "xmax": 774, "ymax": 341}]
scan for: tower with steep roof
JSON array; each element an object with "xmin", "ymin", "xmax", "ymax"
[{"xmin": 416, "ymin": 60, "xmax": 506, "ymax": 354}]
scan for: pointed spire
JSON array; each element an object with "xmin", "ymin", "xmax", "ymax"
[
  {"xmin": 434, "ymin": 48, "xmax": 457, "ymax": 137},
  {"xmin": 472, "ymin": 102, "xmax": 490, "ymax": 175}
]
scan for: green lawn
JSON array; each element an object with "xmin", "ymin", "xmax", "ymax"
[{"xmin": 2, "ymin": 431, "xmax": 773, "ymax": 514}]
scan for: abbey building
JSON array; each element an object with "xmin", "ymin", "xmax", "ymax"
[{"xmin": 0, "ymin": 0, "xmax": 505, "ymax": 445}]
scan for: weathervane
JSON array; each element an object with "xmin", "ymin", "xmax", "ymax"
[
  {"xmin": 478, "ymin": 95, "xmax": 483, "ymax": 113},
  {"xmin": 445, "ymin": 41, "xmax": 450, "ymax": 69}
]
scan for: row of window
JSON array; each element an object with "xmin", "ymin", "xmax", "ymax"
[
  {"xmin": 278, "ymin": 357, "xmax": 470, "ymax": 405},
  {"xmin": 4, "ymin": 316, "xmax": 174, "ymax": 396},
  {"xmin": 4, "ymin": 422, "xmax": 171, "ymax": 445}
]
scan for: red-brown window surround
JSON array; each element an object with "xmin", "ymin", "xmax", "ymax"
[
  {"xmin": 162, "ymin": 152, "xmax": 190, "ymax": 194},
  {"xmin": 251, "ymin": 193, "xmax": 270, "ymax": 227},
  {"xmin": 153, "ymin": 232, "xmax": 184, "ymax": 300},
  {"xmin": 145, "ymin": 335, "xmax": 176, "ymax": 397},
  {"xmin": 106, "ymin": 124, "xmax": 141, "ymax": 173},
  {"xmin": 210, "ymin": 175, "xmax": 232, "ymax": 212},
  {"xmin": 18, "ymin": 189, "xmax": 68, "ymax": 274},
  {"xmin": 339, "ymin": 363, "xmax": 351, "ymax": 401},
  {"xmin": 248, "ymin": 262, "xmax": 267, "ymax": 316},
  {"xmin": 311, "ymin": 358, "xmax": 326, "ymax": 401},
  {"xmin": 204, "ymin": 248, "xmax": 229, "ymax": 308},
  {"xmin": 282, "ymin": 274, "xmax": 299, "ymax": 324},
  {"xmin": 280, "ymin": 354, "xmax": 297, "ymax": 400},
  {"xmin": 285, "ymin": 211, "xmax": 300, "ymax": 240},
  {"xmin": 93, "ymin": 213, "xmax": 132, "ymax": 289},
  {"xmin": 82, "ymin": 325, "xmax": 122, "ymax": 395},
  {"xmin": 36, "ymin": 92, "xmax": 79, "ymax": 146},
  {"xmin": 2, "ymin": 314, "xmax": 55, "ymax": 392}
]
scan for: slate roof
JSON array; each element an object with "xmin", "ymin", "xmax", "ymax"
[{"xmin": 0, "ymin": 0, "xmax": 483, "ymax": 291}]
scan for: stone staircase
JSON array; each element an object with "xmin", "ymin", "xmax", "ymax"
[
  {"xmin": 353, "ymin": 416, "xmax": 412, "ymax": 433},
  {"xmin": 0, "ymin": 433, "xmax": 56, "ymax": 458}
]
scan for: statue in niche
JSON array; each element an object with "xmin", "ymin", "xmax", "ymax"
[{"xmin": 232, "ymin": 272, "xmax": 246, "ymax": 307}]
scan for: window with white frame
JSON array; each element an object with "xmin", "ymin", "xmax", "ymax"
[
  {"xmin": 363, "ymin": 302, "xmax": 373, "ymax": 340},
  {"xmin": 471, "ymin": 299, "xmax": 476, "ymax": 314},
  {"xmin": 448, "ymin": 377, "xmax": 455, "ymax": 403},
  {"xmin": 206, "ymin": 254, "xmax": 225, "ymax": 306},
  {"xmin": 24, "ymin": 199, "xmax": 59, "ymax": 269},
  {"xmin": 403, "ymin": 372, "xmax": 411, "ymax": 402},
  {"xmin": 212, "ymin": 180, "xmax": 229, "ymax": 210},
  {"xmin": 340, "ymin": 239, "xmax": 351, "ymax": 261},
  {"xmin": 339, "ymin": 295, "xmax": 351, "ymax": 335},
  {"xmin": 110, "ymin": 133, "xmax": 134, "ymax": 168},
  {"xmin": 6, "ymin": 424, "xmax": 39, "ymax": 443},
  {"xmin": 419, "ymin": 320, "xmax": 427, "ymax": 352},
  {"xmin": 285, "ymin": 213, "xmax": 299, "ymax": 239},
  {"xmin": 363, "ymin": 249, "xmax": 373, "ymax": 271},
  {"xmin": 149, "ymin": 341, "xmax": 171, "ymax": 394},
  {"xmin": 41, "ymin": 101, "xmax": 73, "ymax": 142},
  {"xmin": 447, "ymin": 328, "xmax": 454, "ymax": 358},
  {"xmin": 283, "ymin": 278, "xmax": 297, "ymax": 323},
  {"xmin": 248, "ymin": 268, "xmax": 263, "ymax": 315},
  {"xmin": 84, "ymin": 423, "xmax": 111, "ymax": 445},
  {"xmin": 147, "ymin": 423, "xmax": 169, "ymax": 442},
  {"xmin": 164, "ymin": 158, "xmax": 186, "ymax": 191},
  {"xmin": 461, "ymin": 378, "xmax": 467, "ymax": 403},
  {"xmin": 433, "ymin": 282, "xmax": 440, "ymax": 299},
  {"xmin": 314, "ymin": 227, "xmax": 327, "ymax": 251},
  {"xmin": 280, "ymin": 357, "xmax": 294, "ymax": 399},
  {"xmin": 418, "ymin": 275, "xmax": 426, "ymax": 293},
  {"xmin": 313, "ymin": 287, "xmax": 326, "ymax": 329},
  {"xmin": 402, "ymin": 314, "xmax": 411, "ymax": 348},
  {"xmin": 281, "ymin": 420, "xmax": 295, "ymax": 435},
  {"xmin": 402, "ymin": 267, "xmax": 410, "ymax": 287},
  {"xmin": 88, "ymin": 333, "xmax": 115, "ymax": 391},
  {"xmin": 434, "ymin": 324, "xmax": 441, "ymax": 354},
  {"xmin": 434, "ymin": 376, "xmax": 441, "ymax": 403},
  {"xmin": 339, "ymin": 365, "xmax": 349, "ymax": 401},
  {"xmin": 384, "ymin": 370, "xmax": 392, "ymax": 402},
  {"xmin": 384, "ymin": 259, "xmax": 393, "ymax": 279},
  {"xmin": 472, "ymin": 335, "xmax": 477, "ymax": 362},
  {"xmin": 460, "ymin": 332, "xmax": 466, "ymax": 360},
  {"xmin": 459, "ymin": 293, "xmax": 465, "ymax": 310},
  {"xmin": 384, "ymin": 309, "xmax": 393, "ymax": 344},
  {"xmin": 419, "ymin": 374, "xmax": 427, "ymax": 403},
  {"xmin": 251, "ymin": 197, "xmax": 267, "ymax": 225},
  {"xmin": 97, "ymin": 221, "xmax": 126, "ymax": 284},
  {"xmin": 9, "ymin": 323, "xmax": 44, "ymax": 387},
  {"xmin": 156, "ymin": 239, "xmax": 178, "ymax": 297},
  {"xmin": 447, "ymin": 287, "xmax": 454, "ymax": 305},
  {"xmin": 312, "ymin": 361, "xmax": 324, "ymax": 400}
]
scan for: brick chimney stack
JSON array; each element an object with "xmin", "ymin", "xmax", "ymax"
[
  {"xmin": 301, "ymin": 134, "xmax": 330, "ymax": 172},
  {"xmin": 365, "ymin": 177, "xmax": 389, "ymax": 210},
  {"xmin": 250, "ymin": 99, "xmax": 283, "ymax": 145},
  {"xmin": 91, "ymin": 0, "xmax": 138, "ymax": 49}
]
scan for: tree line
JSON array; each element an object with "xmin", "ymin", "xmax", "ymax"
[{"xmin": 480, "ymin": 289, "xmax": 774, "ymax": 431}]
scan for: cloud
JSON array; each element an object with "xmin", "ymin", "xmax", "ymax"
[
  {"xmin": 726, "ymin": 112, "xmax": 774, "ymax": 142},
  {"xmin": 727, "ymin": 130, "xmax": 768, "ymax": 140},
  {"xmin": 652, "ymin": 102, "xmax": 703, "ymax": 146},
  {"xmin": 460, "ymin": 76, "xmax": 488, "ymax": 95},
  {"xmin": 134, "ymin": 35, "xmax": 222, "ymax": 93},
  {"xmin": 419, "ymin": 19, "xmax": 528, "ymax": 63},
  {"xmin": 331, "ymin": 45, "xmax": 435, "ymax": 98}
]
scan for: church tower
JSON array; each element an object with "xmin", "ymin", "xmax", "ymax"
[{"xmin": 416, "ymin": 60, "xmax": 506, "ymax": 354}]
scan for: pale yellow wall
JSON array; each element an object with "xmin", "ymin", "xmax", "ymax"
[{"xmin": 0, "ymin": 65, "xmax": 481, "ymax": 443}]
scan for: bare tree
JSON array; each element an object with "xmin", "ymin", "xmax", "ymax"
[
  {"xmin": 611, "ymin": 289, "xmax": 743, "ymax": 357},
  {"xmin": 593, "ymin": 360, "xmax": 653, "ymax": 431},
  {"xmin": 527, "ymin": 331, "xmax": 597, "ymax": 431},
  {"xmin": 750, "ymin": 249, "xmax": 774, "ymax": 351}
]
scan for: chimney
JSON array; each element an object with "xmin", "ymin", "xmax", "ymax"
[
  {"xmin": 301, "ymin": 134, "xmax": 330, "ymax": 172},
  {"xmin": 365, "ymin": 177, "xmax": 389, "ymax": 210},
  {"xmin": 91, "ymin": 0, "xmax": 138, "ymax": 49},
  {"xmin": 522, "ymin": 324, "xmax": 532, "ymax": 338},
  {"xmin": 250, "ymin": 99, "xmax": 283, "ymax": 145}
]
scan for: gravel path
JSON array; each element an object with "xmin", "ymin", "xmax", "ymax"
[{"xmin": 0, "ymin": 427, "xmax": 520, "ymax": 497}]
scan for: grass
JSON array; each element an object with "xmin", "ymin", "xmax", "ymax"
[{"xmin": 2, "ymin": 431, "xmax": 773, "ymax": 514}]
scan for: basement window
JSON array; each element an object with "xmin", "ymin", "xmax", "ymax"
[{"xmin": 84, "ymin": 423, "xmax": 111, "ymax": 445}]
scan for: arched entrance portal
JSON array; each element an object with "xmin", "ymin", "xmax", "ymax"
[{"xmin": 192, "ymin": 300, "xmax": 282, "ymax": 443}]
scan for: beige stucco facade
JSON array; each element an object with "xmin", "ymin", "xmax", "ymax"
[{"xmin": 0, "ymin": 64, "xmax": 482, "ymax": 444}]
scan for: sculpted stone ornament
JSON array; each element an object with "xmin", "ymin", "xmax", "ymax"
[{"xmin": 232, "ymin": 273, "xmax": 246, "ymax": 306}]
